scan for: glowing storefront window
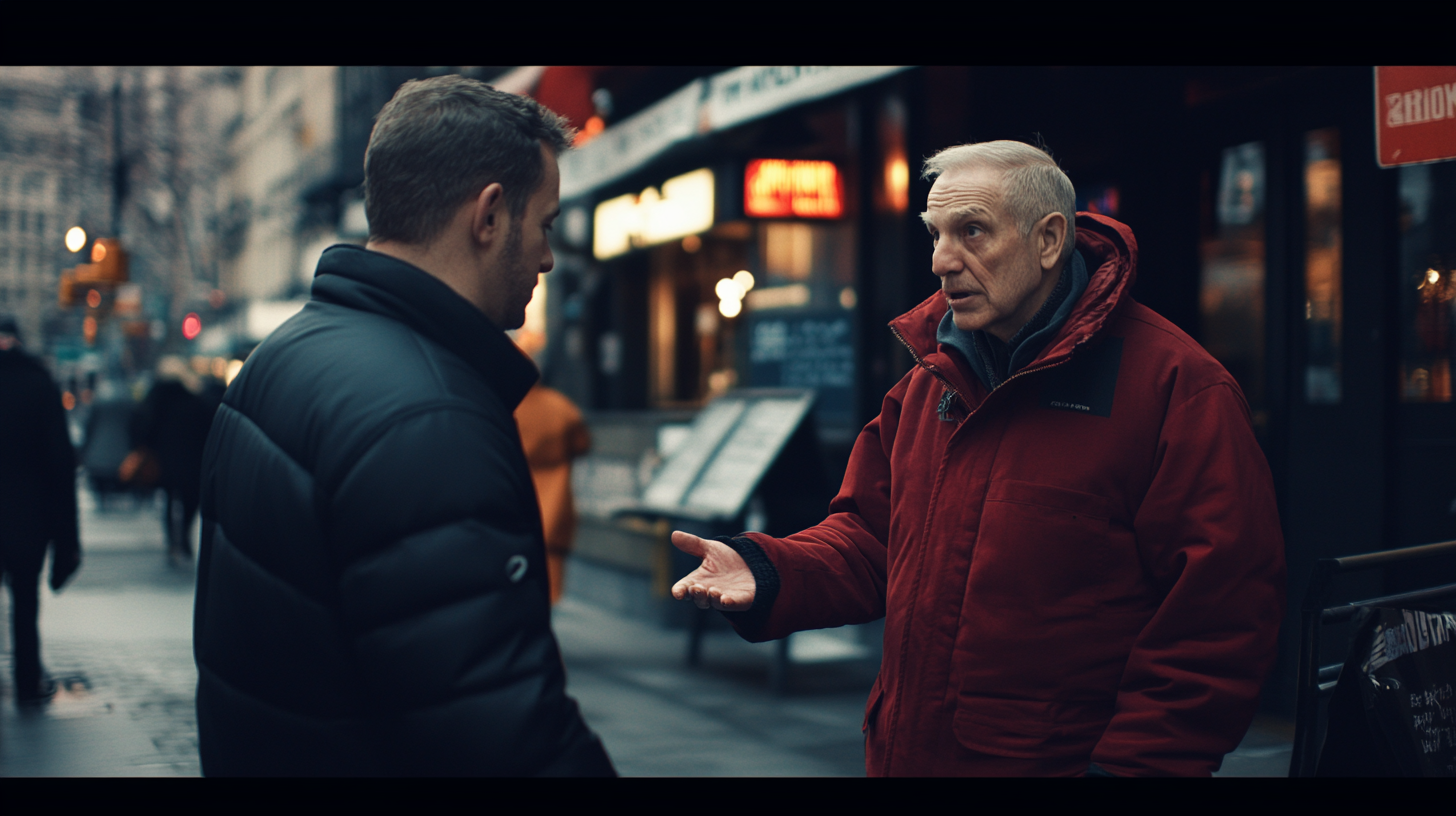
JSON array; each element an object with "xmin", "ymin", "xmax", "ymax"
[
  {"xmin": 1398, "ymin": 161, "xmax": 1456, "ymax": 402},
  {"xmin": 1304, "ymin": 128, "xmax": 1343, "ymax": 404},
  {"xmin": 1200, "ymin": 141, "xmax": 1267, "ymax": 431}
]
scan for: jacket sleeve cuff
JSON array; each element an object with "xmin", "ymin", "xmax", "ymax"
[{"xmin": 716, "ymin": 534, "xmax": 780, "ymax": 639}]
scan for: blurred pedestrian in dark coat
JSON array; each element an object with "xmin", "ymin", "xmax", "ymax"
[
  {"xmin": 0, "ymin": 317, "xmax": 81, "ymax": 703},
  {"xmin": 130, "ymin": 357, "xmax": 219, "ymax": 563}
]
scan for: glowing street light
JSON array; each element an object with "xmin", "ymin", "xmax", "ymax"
[
  {"xmin": 716, "ymin": 275, "xmax": 748, "ymax": 318},
  {"xmin": 65, "ymin": 226, "xmax": 87, "ymax": 253}
]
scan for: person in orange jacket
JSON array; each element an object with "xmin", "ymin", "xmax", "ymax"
[{"xmin": 513, "ymin": 336, "xmax": 591, "ymax": 605}]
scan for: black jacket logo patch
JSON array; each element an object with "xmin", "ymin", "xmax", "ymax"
[{"xmin": 1040, "ymin": 337, "xmax": 1123, "ymax": 418}]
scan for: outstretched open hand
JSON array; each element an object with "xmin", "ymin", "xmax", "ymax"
[{"xmin": 670, "ymin": 531, "xmax": 756, "ymax": 611}]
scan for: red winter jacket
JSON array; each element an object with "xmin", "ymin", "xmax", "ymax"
[{"xmin": 733, "ymin": 213, "xmax": 1286, "ymax": 776}]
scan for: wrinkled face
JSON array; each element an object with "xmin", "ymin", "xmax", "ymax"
[
  {"xmin": 498, "ymin": 144, "xmax": 560, "ymax": 330},
  {"xmin": 923, "ymin": 165, "xmax": 1048, "ymax": 340}
]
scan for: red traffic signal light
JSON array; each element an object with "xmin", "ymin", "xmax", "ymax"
[{"xmin": 182, "ymin": 313, "xmax": 202, "ymax": 340}]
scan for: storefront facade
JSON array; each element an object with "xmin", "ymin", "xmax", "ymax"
[{"xmin": 542, "ymin": 66, "xmax": 1456, "ymax": 716}]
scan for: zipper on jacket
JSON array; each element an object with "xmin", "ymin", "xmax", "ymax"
[
  {"xmin": 890, "ymin": 325, "xmax": 967, "ymax": 422},
  {"xmin": 935, "ymin": 390, "xmax": 956, "ymax": 422}
]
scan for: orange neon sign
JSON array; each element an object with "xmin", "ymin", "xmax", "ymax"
[{"xmin": 744, "ymin": 159, "xmax": 843, "ymax": 219}]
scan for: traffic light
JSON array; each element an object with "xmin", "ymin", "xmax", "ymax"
[
  {"xmin": 58, "ymin": 271, "xmax": 76, "ymax": 307},
  {"xmin": 59, "ymin": 238, "xmax": 128, "ymax": 308},
  {"xmin": 91, "ymin": 238, "xmax": 128, "ymax": 283},
  {"xmin": 73, "ymin": 238, "xmax": 129, "ymax": 285}
]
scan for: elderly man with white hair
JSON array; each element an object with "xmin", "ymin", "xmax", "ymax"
[{"xmin": 671, "ymin": 140, "xmax": 1286, "ymax": 777}]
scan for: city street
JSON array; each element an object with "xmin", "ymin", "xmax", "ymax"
[{"xmin": 0, "ymin": 485, "xmax": 1295, "ymax": 777}]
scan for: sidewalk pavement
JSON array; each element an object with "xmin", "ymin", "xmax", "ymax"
[
  {"xmin": 553, "ymin": 583, "xmax": 1297, "ymax": 778},
  {"xmin": 0, "ymin": 491, "xmax": 199, "ymax": 777},
  {"xmin": 0, "ymin": 489, "xmax": 1295, "ymax": 777}
]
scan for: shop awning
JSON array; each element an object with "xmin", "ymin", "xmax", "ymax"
[{"xmin": 558, "ymin": 66, "xmax": 912, "ymax": 202}]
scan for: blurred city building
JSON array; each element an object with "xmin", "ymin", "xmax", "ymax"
[
  {"xmin": 0, "ymin": 66, "xmax": 241, "ymax": 435},
  {"xmin": 219, "ymin": 66, "xmax": 516, "ymax": 347},
  {"xmin": 0, "ymin": 67, "xmax": 108, "ymax": 354}
]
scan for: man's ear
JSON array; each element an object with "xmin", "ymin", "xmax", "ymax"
[
  {"xmin": 1036, "ymin": 211, "xmax": 1069, "ymax": 272},
  {"xmin": 471, "ymin": 182, "xmax": 507, "ymax": 245}
]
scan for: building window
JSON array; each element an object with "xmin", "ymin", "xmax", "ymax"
[
  {"xmin": 1399, "ymin": 161, "xmax": 1456, "ymax": 403},
  {"xmin": 648, "ymin": 224, "xmax": 752, "ymax": 407},
  {"xmin": 1304, "ymin": 128, "xmax": 1343, "ymax": 404},
  {"xmin": 1200, "ymin": 141, "xmax": 1267, "ymax": 431}
]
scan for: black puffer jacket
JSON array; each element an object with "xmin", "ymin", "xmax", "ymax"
[{"xmin": 194, "ymin": 245, "xmax": 614, "ymax": 777}]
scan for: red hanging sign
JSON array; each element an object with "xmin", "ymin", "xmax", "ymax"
[
  {"xmin": 744, "ymin": 159, "xmax": 844, "ymax": 219},
  {"xmin": 1375, "ymin": 66, "xmax": 1456, "ymax": 168}
]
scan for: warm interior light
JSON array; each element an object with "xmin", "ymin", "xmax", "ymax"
[
  {"xmin": 61, "ymin": 391, "xmax": 76, "ymax": 411},
  {"xmin": 86, "ymin": 289, "xmax": 101, "ymax": 309},
  {"xmin": 65, "ymin": 226, "xmax": 87, "ymax": 253},
  {"xmin": 733, "ymin": 270, "xmax": 755, "ymax": 292},
  {"xmin": 745, "ymin": 284, "xmax": 811, "ymax": 311},
  {"xmin": 885, "ymin": 155, "xmax": 909, "ymax": 213},
  {"xmin": 1428, "ymin": 268, "xmax": 1442, "ymax": 286},
  {"xmin": 225, "ymin": 359, "xmax": 244, "ymax": 386},
  {"xmin": 91, "ymin": 242, "xmax": 107, "ymax": 263},
  {"xmin": 715, "ymin": 277, "xmax": 743, "ymax": 301},
  {"xmin": 718, "ymin": 297, "xmax": 742, "ymax": 319}
]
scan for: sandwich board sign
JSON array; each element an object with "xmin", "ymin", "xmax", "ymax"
[{"xmin": 636, "ymin": 389, "xmax": 815, "ymax": 523}]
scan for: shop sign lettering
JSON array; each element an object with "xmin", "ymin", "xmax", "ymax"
[{"xmin": 1376, "ymin": 66, "xmax": 1456, "ymax": 167}]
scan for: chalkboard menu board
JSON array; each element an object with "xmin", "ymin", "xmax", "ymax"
[
  {"xmin": 748, "ymin": 312, "xmax": 854, "ymax": 427},
  {"xmin": 637, "ymin": 389, "xmax": 815, "ymax": 522}
]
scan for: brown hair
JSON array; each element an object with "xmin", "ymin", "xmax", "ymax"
[{"xmin": 364, "ymin": 75, "xmax": 574, "ymax": 246}]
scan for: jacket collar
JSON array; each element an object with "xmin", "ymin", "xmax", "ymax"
[
  {"xmin": 891, "ymin": 212, "xmax": 1138, "ymax": 373},
  {"xmin": 309, "ymin": 244, "xmax": 539, "ymax": 410}
]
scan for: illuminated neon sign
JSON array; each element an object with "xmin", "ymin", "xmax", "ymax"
[
  {"xmin": 744, "ymin": 159, "xmax": 843, "ymax": 219},
  {"xmin": 593, "ymin": 168, "xmax": 715, "ymax": 260}
]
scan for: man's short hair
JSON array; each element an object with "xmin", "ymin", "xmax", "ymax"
[
  {"xmin": 922, "ymin": 141, "xmax": 1077, "ymax": 265},
  {"xmin": 364, "ymin": 75, "xmax": 575, "ymax": 246}
]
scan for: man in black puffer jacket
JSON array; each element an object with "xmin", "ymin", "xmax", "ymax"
[{"xmin": 194, "ymin": 76, "xmax": 614, "ymax": 776}]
